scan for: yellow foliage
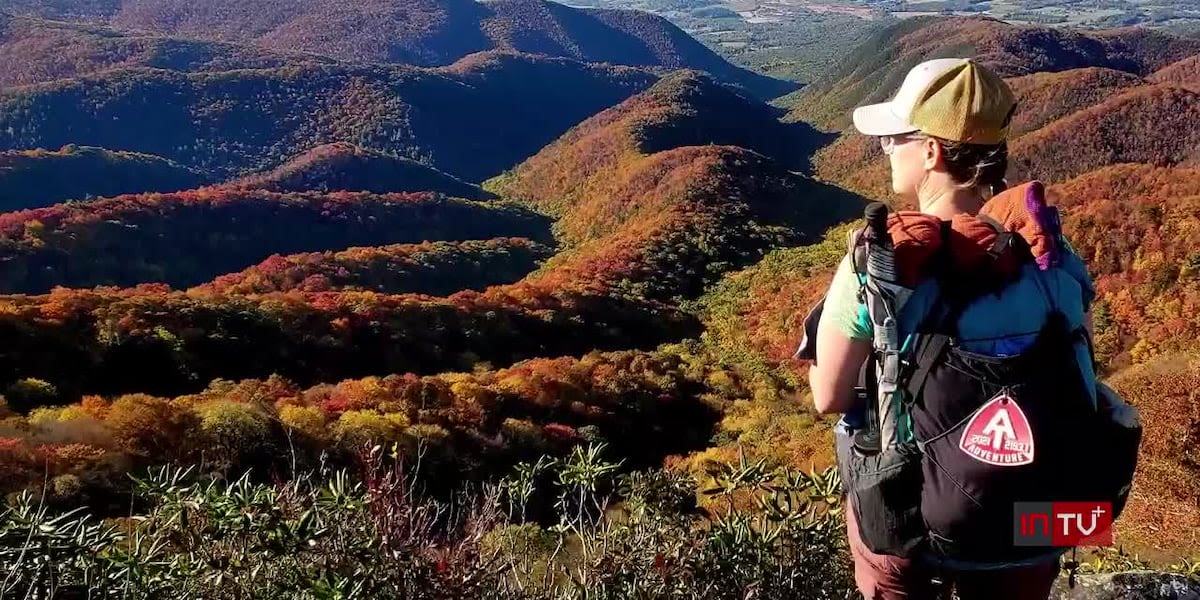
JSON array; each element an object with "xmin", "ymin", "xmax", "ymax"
[
  {"xmin": 332, "ymin": 410, "xmax": 405, "ymax": 448},
  {"xmin": 279, "ymin": 405, "xmax": 328, "ymax": 439},
  {"xmin": 28, "ymin": 407, "xmax": 64, "ymax": 428}
]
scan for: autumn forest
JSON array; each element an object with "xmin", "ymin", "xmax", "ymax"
[{"xmin": 0, "ymin": 0, "xmax": 1197, "ymax": 596}]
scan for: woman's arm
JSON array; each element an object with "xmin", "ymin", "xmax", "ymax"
[
  {"xmin": 809, "ymin": 314, "xmax": 872, "ymax": 414},
  {"xmin": 807, "ymin": 257, "xmax": 874, "ymax": 415}
]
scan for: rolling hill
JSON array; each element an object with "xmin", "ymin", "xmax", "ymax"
[
  {"xmin": 489, "ymin": 72, "xmax": 831, "ymax": 239},
  {"xmin": 0, "ymin": 0, "xmax": 793, "ymax": 99},
  {"xmin": 1150, "ymin": 54, "xmax": 1200, "ymax": 91},
  {"xmin": 1009, "ymin": 84, "xmax": 1200, "ymax": 183},
  {"xmin": 0, "ymin": 14, "xmax": 333, "ymax": 88},
  {"xmin": 488, "ymin": 71, "xmax": 861, "ymax": 302},
  {"xmin": 0, "ymin": 145, "xmax": 209, "ymax": 210},
  {"xmin": 1005, "ymin": 67, "xmax": 1146, "ymax": 137},
  {"xmin": 0, "ymin": 54, "xmax": 657, "ymax": 181},
  {"xmin": 0, "ymin": 189, "xmax": 551, "ymax": 293},
  {"xmin": 226, "ymin": 142, "xmax": 492, "ymax": 199},
  {"xmin": 786, "ymin": 16, "xmax": 1200, "ymax": 131},
  {"xmin": 198, "ymin": 237, "xmax": 553, "ymax": 295}
]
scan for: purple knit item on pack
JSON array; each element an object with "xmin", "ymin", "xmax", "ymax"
[{"xmin": 1024, "ymin": 181, "xmax": 1060, "ymax": 270}]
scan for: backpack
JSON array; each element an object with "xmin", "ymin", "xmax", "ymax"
[{"xmin": 796, "ymin": 181, "xmax": 1143, "ymax": 568}]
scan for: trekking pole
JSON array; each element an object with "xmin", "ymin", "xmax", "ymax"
[{"xmin": 863, "ymin": 202, "xmax": 903, "ymax": 450}]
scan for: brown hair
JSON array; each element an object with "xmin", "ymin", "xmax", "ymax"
[{"xmin": 937, "ymin": 138, "xmax": 1010, "ymax": 197}]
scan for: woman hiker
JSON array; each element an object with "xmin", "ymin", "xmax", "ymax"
[{"xmin": 805, "ymin": 57, "xmax": 1104, "ymax": 600}]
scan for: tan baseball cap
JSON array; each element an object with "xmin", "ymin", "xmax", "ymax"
[{"xmin": 852, "ymin": 58, "xmax": 1017, "ymax": 145}]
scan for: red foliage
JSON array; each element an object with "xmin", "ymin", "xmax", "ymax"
[{"xmin": 1005, "ymin": 67, "xmax": 1145, "ymax": 136}]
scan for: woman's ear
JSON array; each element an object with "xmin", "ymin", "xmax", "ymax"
[{"xmin": 923, "ymin": 137, "xmax": 942, "ymax": 171}]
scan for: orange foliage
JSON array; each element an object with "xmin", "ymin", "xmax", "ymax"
[
  {"xmin": 1011, "ymin": 84, "xmax": 1200, "ymax": 183},
  {"xmin": 1105, "ymin": 355, "xmax": 1200, "ymax": 556},
  {"xmin": 1005, "ymin": 67, "xmax": 1145, "ymax": 136},
  {"xmin": 812, "ymin": 133, "xmax": 891, "ymax": 203},
  {"xmin": 0, "ymin": 278, "xmax": 696, "ymax": 407},
  {"xmin": 1149, "ymin": 54, "xmax": 1200, "ymax": 92},
  {"xmin": 1050, "ymin": 163, "xmax": 1200, "ymax": 368},
  {"xmin": 0, "ymin": 348, "xmax": 738, "ymax": 495}
]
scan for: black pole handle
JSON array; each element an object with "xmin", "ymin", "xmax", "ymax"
[{"xmin": 865, "ymin": 202, "xmax": 889, "ymax": 245}]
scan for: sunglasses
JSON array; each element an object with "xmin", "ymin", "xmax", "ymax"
[{"xmin": 879, "ymin": 133, "xmax": 927, "ymax": 155}]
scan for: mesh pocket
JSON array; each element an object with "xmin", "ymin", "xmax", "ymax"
[{"xmin": 838, "ymin": 435, "xmax": 926, "ymax": 557}]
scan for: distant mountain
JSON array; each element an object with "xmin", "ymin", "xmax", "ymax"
[
  {"xmin": 226, "ymin": 143, "xmax": 492, "ymax": 199},
  {"xmin": 0, "ymin": 145, "xmax": 209, "ymax": 210},
  {"xmin": 0, "ymin": 54, "xmax": 657, "ymax": 181},
  {"xmin": 1150, "ymin": 54, "xmax": 1200, "ymax": 91},
  {"xmin": 0, "ymin": 190, "xmax": 551, "ymax": 292},
  {"xmin": 488, "ymin": 71, "xmax": 861, "ymax": 301},
  {"xmin": 0, "ymin": 0, "xmax": 794, "ymax": 99},
  {"xmin": 0, "ymin": 14, "xmax": 333, "ymax": 88},
  {"xmin": 787, "ymin": 16, "xmax": 1200, "ymax": 130},
  {"xmin": 198, "ymin": 237, "xmax": 553, "ymax": 295}
]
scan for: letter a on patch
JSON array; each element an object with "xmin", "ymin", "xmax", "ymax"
[{"xmin": 959, "ymin": 392, "xmax": 1035, "ymax": 466}]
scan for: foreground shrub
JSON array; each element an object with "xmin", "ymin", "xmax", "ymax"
[{"xmin": 0, "ymin": 444, "xmax": 855, "ymax": 599}]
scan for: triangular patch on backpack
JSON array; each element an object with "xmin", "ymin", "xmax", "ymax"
[{"xmin": 958, "ymin": 392, "xmax": 1035, "ymax": 467}]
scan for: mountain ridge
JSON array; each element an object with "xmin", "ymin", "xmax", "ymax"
[
  {"xmin": 0, "ymin": 0, "xmax": 794, "ymax": 98},
  {"xmin": 0, "ymin": 54, "xmax": 658, "ymax": 181}
]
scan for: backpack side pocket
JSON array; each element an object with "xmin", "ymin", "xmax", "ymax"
[{"xmin": 839, "ymin": 436, "xmax": 926, "ymax": 557}]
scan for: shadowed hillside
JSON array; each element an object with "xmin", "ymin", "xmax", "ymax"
[
  {"xmin": 0, "ymin": 14, "xmax": 333, "ymax": 88},
  {"xmin": 197, "ymin": 238, "xmax": 553, "ymax": 295},
  {"xmin": 0, "ymin": 0, "xmax": 794, "ymax": 99},
  {"xmin": 0, "ymin": 190, "xmax": 552, "ymax": 292},
  {"xmin": 787, "ymin": 16, "xmax": 1200, "ymax": 131},
  {"xmin": 0, "ymin": 145, "xmax": 209, "ymax": 210},
  {"xmin": 0, "ymin": 54, "xmax": 658, "ymax": 181},
  {"xmin": 226, "ymin": 143, "xmax": 492, "ymax": 199}
]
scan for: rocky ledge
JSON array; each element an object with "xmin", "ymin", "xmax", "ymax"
[{"xmin": 1051, "ymin": 571, "xmax": 1200, "ymax": 600}]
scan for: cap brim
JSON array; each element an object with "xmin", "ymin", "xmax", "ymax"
[{"xmin": 852, "ymin": 102, "xmax": 919, "ymax": 137}]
